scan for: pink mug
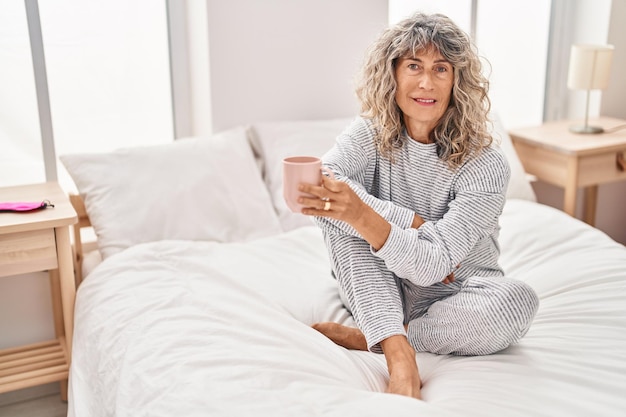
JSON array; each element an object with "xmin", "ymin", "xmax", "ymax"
[{"xmin": 283, "ymin": 156, "xmax": 334, "ymax": 213}]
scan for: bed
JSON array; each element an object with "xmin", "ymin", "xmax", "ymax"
[{"xmin": 60, "ymin": 116, "xmax": 626, "ymax": 417}]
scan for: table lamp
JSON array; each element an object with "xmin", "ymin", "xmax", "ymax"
[{"xmin": 567, "ymin": 44, "xmax": 614, "ymax": 134}]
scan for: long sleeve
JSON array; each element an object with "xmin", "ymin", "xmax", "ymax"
[
  {"xmin": 373, "ymin": 149, "xmax": 510, "ymax": 287},
  {"xmin": 313, "ymin": 118, "xmax": 415, "ymax": 236}
]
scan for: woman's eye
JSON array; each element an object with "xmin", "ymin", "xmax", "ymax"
[
  {"xmin": 408, "ymin": 64, "xmax": 420, "ymax": 70},
  {"xmin": 435, "ymin": 66, "xmax": 448, "ymax": 73}
]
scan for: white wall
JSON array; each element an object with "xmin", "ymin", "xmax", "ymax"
[
  {"xmin": 389, "ymin": 0, "xmax": 473, "ymax": 31},
  {"xmin": 565, "ymin": 0, "xmax": 612, "ymax": 121},
  {"xmin": 187, "ymin": 0, "xmax": 212, "ymax": 137},
  {"xmin": 205, "ymin": 0, "xmax": 388, "ymax": 132}
]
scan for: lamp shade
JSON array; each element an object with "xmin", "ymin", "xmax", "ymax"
[{"xmin": 567, "ymin": 44, "xmax": 614, "ymax": 90}]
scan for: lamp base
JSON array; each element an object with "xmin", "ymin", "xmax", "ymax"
[{"xmin": 569, "ymin": 125, "xmax": 604, "ymax": 134}]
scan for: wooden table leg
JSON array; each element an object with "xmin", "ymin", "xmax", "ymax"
[
  {"xmin": 55, "ymin": 226, "xmax": 76, "ymax": 402},
  {"xmin": 583, "ymin": 185, "xmax": 598, "ymax": 226},
  {"xmin": 48, "ymin": 268, "xmax": 67, "ymax": 401},
  {"xmin": 56, "ymin": 226, "xmax": 75, "ymax": 358},
  {"xmin": 563, "ymin": 157, "xmax": 579, "ymax": 218},
  {"xmin": 48, "ymin": 270, "xmax": 64, "ymax": 343}
]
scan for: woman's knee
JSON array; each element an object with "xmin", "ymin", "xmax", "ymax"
[
  {"xmin": 452, "ymin": 279, "xmax": 539, "ymax": 355},
  {"xmin": 480, "ymin": 279, "xmax": 539, "ymax": 353},
  {"xmin": 504, "ymin": 279, "xmax": 539, "ymax": 334}
]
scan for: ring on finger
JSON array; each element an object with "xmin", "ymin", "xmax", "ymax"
[{"xmin": 323, "ymin": 201, "xmax": 331, "ymax": 211}]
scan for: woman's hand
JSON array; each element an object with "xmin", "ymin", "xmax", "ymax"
[
  {"xmin": 441, "ymin": 272, "xmax": 455, "ymax": 285},
  {"xmin": 411, "ymin": 214, "xmax": 425, "ymax": 229},
  {"xmin": 298, "ymin": 176, "xmax": 368, "ymax": 225},
  {"xmin": 441, "ymin": 265, "xmax": 460, "ymax": 284},
  {"xmin": 299, "ymin": 176, "xmax": 391, "ymax": 250}
]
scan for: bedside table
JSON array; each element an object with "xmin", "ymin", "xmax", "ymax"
[
  {"xmin": 0, "ymin": 182, "xmax": 77, "ymax": 400},
  {"xmin": 509, "ymin": 116, "xmax": 626, "ymax": 226}
]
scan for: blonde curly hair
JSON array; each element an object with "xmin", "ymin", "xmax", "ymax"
[{"xmin": 355, "ymin": 12, "xmax": 492, "ymax": 168}]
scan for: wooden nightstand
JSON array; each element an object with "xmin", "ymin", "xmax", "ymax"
[
  {"xmin": 509, "ymin": 117, "xmax": 626, "ymax": 226},
  {"xmin": 0, "ymin": 182, "xmax": 77, "ymax": 400}
]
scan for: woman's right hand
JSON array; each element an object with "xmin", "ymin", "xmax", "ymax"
[
  {"xmin": 298, "ymin": 175, "xmax": 370, "ymax": 226},
  {"xmin": 299, "ymin": 176, "xmax": 392, "ymax": 251}
]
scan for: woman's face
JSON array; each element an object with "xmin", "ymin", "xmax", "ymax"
[{"xmin": 394, "ymin": 48, "xmax": 454, "ymax": 141}]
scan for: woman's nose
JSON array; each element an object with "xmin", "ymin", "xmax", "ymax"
[{"xmin": 418, "ymin": 72, "xmax": 434, "ymax": 89}]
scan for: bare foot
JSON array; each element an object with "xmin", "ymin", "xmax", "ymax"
[
  {"xmin": 381, "ymin": 335, "xmax": 422, "ymax": 400},
  {"xmin": 311, "ymin": 322, "xmax": 368, "ymax": 351},
  {"xmin": 313, "ymin": 324, "xmax": 421, "ymax": 400}
]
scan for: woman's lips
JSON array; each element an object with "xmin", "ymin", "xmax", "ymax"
[{"xmin": 413, "ymin": 98, "xmax": 436, "ymax": 105}]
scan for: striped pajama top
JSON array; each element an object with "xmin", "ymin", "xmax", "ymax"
[{"xmin": 315, "ymin": 116, "xmax": 511, "ymax": 287}]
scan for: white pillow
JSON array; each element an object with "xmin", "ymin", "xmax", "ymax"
[
  {"xmin": 249, "ymin": 118, "xmax": 353, "ymax": 231},
  {"xmin": 489, "ymin": 113, "xmax": 537, "ymax": 202},
  {"xmin": 61, "ymin": 126, "xmax": 282, "ymax": 259}
]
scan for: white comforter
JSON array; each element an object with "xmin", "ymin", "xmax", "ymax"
[{"xmin": 68, "ymin": 200, "xmax": 626, "ymax": 417}]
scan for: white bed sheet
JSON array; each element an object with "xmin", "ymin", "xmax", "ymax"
[{"xmin": 68, "ymin": 200, "xmax": 626, "ymax": 417}]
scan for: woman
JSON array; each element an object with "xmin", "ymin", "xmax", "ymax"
[{"xmin": 297, "ymin": 13, "xmax": 539, "ymax": 400}]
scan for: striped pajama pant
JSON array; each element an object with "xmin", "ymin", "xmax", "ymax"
[{"xmin": 326, "ymin": 233, "xmax": 539, "ymax": 356}]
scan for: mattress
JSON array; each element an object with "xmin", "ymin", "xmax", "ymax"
[{"xmin": 68, "ymin": 199, "xmax": 626, "ymax": 417}]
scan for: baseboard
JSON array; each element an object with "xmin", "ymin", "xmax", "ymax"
[{"xmin": 0, "ymin": 382, "xmax": 61, "ymax": 407}]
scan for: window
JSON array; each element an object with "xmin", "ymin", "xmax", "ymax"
[
  {"xmin": 389, "ymin": 0, "xmax": 551, "ymax": 129},
  {"xmin": 0, "ymin": 2, "xmax": 45, "ymax": 187},
  {"xmin": 0, "ymin": 0, "xmax": 173, "ymax": 190}
]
